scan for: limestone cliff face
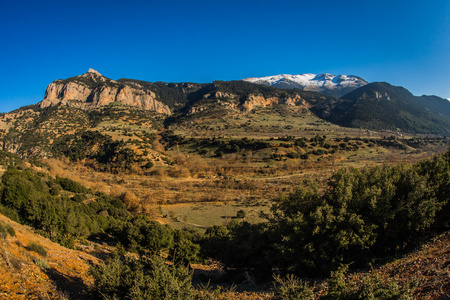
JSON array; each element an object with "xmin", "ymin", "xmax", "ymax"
[
  {"xmin": 40, "ymin": 69, "xmax": 171, "ymax": 115},
  {"xmin": 240, "ymin": 94, "xmax": 304, "ymax": 111},
  {"xmin": 42, "ymin": 82, "xmax": 92, "ymax": 107}
]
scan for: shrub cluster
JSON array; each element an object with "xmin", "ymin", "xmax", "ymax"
[
  {"xmin": 0, "ymin": 167, "xmax": 175, "ymax": 254},
  {"xmin": 52, "ymin": 131, "xmax": 137, "ymax": 171},
  {"xmin": 89, "ymin": 249, "xmax": 219, "ymax": 300},
  {"xmin": 27, "ymin": 242, "xmax": 47, "ymax": 257}
]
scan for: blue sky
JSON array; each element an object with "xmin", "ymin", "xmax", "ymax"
[{"xmin": 1, "ymin": 0, "xmax": 449, "ymax": 112}]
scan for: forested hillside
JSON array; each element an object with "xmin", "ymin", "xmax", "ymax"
[{"xmin": 333, "ymin": 82, "xmax": 450, "ymax": 135}]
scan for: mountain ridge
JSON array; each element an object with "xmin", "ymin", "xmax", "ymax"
[
  {"xmin": 17, "ymin": 69, "xmax": 450, "ymax": 137},
  {"xmin": 330, "ymin": 82, "xmax": 450, "ymax": 135}
]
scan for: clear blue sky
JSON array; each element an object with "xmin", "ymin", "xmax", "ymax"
[{"xmin": 1, "ymin": 0, "xmax": 449, "ymax": 112}]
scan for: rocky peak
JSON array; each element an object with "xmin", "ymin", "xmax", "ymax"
[
  {"xmin": 39, "ymin": 70, "xmax": 172, "ymax": 115},
  {"xmin": 78, "ymin": 68, "xmax": 109, "ymax": 83},
  {"xmin": 88, "ymin": 68, "xmax": 101, "ymax": 75}
]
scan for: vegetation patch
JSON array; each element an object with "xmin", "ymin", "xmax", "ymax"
[{"xmin": 27, "ymin": 242, "xmax": 48, "ymax": 257}]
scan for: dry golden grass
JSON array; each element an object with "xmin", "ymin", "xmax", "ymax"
[{"xmin": 0, "ymin": 214, "xmax": 99, "ymax": 299}]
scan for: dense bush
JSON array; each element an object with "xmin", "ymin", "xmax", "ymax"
[
  {"xmin": 201, "ymin": 220, "xmax": 278, "ymax": 271},
  {"xmin": 52, "ymin": 131, "xmax": 108, "ymax": 162},
  {"xmin": 52, "ymin": 131, "xmax": 137, "ymax": 171},
  {"xmin": 56, "ymin": 176, "xmax": 89, "ymax": 194},
  {"xmin": 112, "ymin": 215, "xmax": 174, "ymax": 255},
  {"xmin": 90, "ymin": 251, "xmax": 217, "ymax": 300},
  {"xmin": 0, "ymin": 167, "xmax": 174, "ymax": 254}
]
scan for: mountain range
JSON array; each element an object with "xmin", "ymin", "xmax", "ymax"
[{"xmin": 31, "ymin": 69, "xmax": 450, "ymax": 136}]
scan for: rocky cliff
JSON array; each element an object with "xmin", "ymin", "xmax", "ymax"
[
  {"xmin": 239, "ymin": 94, "xmax": 305, "ymax": 111},
  {"xmin": 40, "ymin": 69, "xmax": 172, "ymax": 115},
  {"xmin": 186, "ymin": 88, "xmax": 308, "ymax": 115}
]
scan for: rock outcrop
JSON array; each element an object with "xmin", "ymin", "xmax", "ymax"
[
  {"xmin": 40, "ymin": 69, "xmax": 172, "ymax": 115},
  {"xmin": 240, "ymin": 94, "xmax": 305, "ymax": 111}
]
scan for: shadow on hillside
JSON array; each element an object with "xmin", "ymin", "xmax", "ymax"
[
  {"xmin": 192, "ymin": 267, "xmax": 273, "ymax": 294},
  {"xmin": 45, "ymin": 267, "xmax": 92, "ymax": 299}
]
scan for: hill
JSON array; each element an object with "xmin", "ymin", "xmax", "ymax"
[
  {"xmin": 1, "ymin": 70, "xmax": 449, "ymax": 211},
  {"xmin": 315, "ymin": 82, "xmax": 450, "ymax": 136},
  {"xmin": 40, "ymin": 69, "xmax": 172, "ymax": 114}
]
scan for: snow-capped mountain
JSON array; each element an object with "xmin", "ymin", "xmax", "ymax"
[{"xmin": 243, "ymin": 73, "xmax": 368, "ymax": 98}]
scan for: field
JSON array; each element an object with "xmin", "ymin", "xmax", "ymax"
[{"xmin": 158, "ymin": 199, "xmax": 271, "ymax": 230}]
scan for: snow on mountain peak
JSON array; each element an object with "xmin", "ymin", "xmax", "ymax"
[{"xmin": 243, "ymin": 73, "xmax": 368, "ymax": 98}]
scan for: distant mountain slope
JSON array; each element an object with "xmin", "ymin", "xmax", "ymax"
[
  {"xmin": 243, "ymin": 73, "xmax": 368, "ymax": 98},
  {"xmin": 333, "ymin": 82, "xmax": 450, "ymax": 135},
  {"xmin": 116, "ymin": 79, "xmax": 208, "ymax": 110},
  {"xmin": 7, "ymin": 69, "xmax": 449, "ymax": 146},
  {"xmin": 42, "ymin": 70, "xmax": 332, "ymax": 114},
  {"xmin": 173, "ymin": 80, "xmax": 339, "ymax": 122}
]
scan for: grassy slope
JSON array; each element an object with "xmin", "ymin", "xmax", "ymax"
[{"xmin": 0, "ymin": 213, "xmax": 100, "ymax": 299}]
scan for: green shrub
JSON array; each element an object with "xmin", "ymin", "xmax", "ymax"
[
  {"xmin": 27, "ymin": 242, "xmax": 47, "ymax": 257},
  {"xmin": 236, "ymin": 210, "xmax": 246, "ymax": 219},
  {"xmin": 49, "ymin": 185, "xmax": 61, "ymax": 196},
  {"xmin": 34, "ymin": 258, "xmax": 49, "ymax": 269},
  {"xmin": 6, "ymin": 224, "xmax": 15, "ymax": 237},
  {"xmin": 56, "ymin": 176, "xmax": 89, "ymax": 194},
  {"xmin": 273, "ymin": 274, "xmax": 314, "ymax": 300},
  {"xmin": 169, "ymin": 230, "xmax": 201, "ymax": 266},
  {"xmin": 114, "ymin": 216, "xmax": 174, "ymax": 254},
  {"xmin": 90, "ymin": 253, "xmax": 212, "ymax": 300}
]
